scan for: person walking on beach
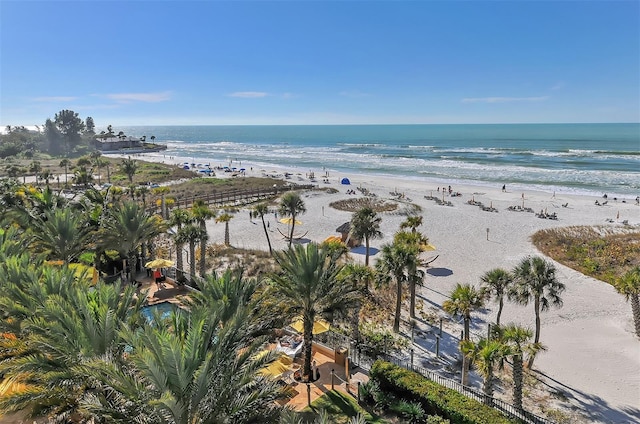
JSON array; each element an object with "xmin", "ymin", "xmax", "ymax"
[{"xmin": 502, "ymin": 184, "xmax": 506, "ymax": 192}]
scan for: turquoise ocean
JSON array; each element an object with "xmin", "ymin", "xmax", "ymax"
[{"xmin": 117, "ymin": 123, "xmax": 640, "ymax": 198}]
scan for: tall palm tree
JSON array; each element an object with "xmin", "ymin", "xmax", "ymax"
[
  {"xmin": 28, "ymin": 160, "xmax": 42, "ymax": 183},
  {"xmin": 493, "ymin": 324, "xmax": 545, "ymax": 410},
  {"xmin": 269, "ymin": 243, "xmax": 358, "ymax": 380},
  {"xmin": 376, "ymin": 242, "xmax": 413, "ymax": 333},
  {"xmin": 350, "ymin": 206, "xmax": 382, "ymax": 266},
  {"xmin": 119, "ymin": 157, "xmax": 138, "ymax": 183},
  {"xmin": 253, "ymin": 203, "xmax": 273, "ymax": 255},
  {"xmin": 192, "ymin": 200, "xmax": 216, "ymax": 277},
  {"xmin": 339, "ymin": 263, "xmax": 374, "ymax": 342},
  {"xmin": 170, "ymin": 208, "xmax": 193, "ymax": 281},
  {"xmin": 612, "ymin": 266, "xmax": 640, "ymax": 338},
  {"xmin": 443, "ymin": 283, "xmax": 486, "ymax": 385},
  {"xmin": 393, "ymin": 231, "xmax": 425, "ymax": 319},
  {"xmin": 460, "ymin": 337, "xmax": 505, "ymax": 401},
  {"xmin": 100, "ymin": 201, "xmax": 165, "ymax": 282},
  {"xmin": 510, "ymin": 256, "xmax": 565, "ymax": 367},
  {"xmin": 278, "ymin": 192, "xmax": 306, "ymax": 248},
  {"xmin": 480, "ymin": 267, "xmax": 513, "ymax": 326},
  {"xmin": 175, "ymin": 223, "xmax": 205, "ymax": 280},
  {"xmin": 153, "ymin": 186, "xmax": 170, "ymax": 218},
  {"xmin": 216, "ymin": 211, "xmax": 233, "ymax": 246}
]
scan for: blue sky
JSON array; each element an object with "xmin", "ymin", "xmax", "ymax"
[{"xmin": 1, "ymin": 0, "xmax": 638, "ymax": 126}]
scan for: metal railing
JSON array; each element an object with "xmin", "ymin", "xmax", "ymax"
[{"xmin": 332, "ymin": 332, "xmax": 554, "ymax": 424}]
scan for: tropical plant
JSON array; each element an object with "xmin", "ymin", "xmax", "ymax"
[
  {"xmin": 170, "ymin": 208, "xmax": 193, "ymax": 281},
  {"xmin": 350, "ymin": 206, "xmax": 382, "ymax": 266},
  {"xmin": 253, "ymin": 203, "xmax": 273, "ymax": 255},
  {"xmin": 153, "ymin": 185, "xmax": 170, "ymax": 218},
  {"xmin": 339, "ymin": 263, "xmax": 374, "ymax": 342},
  {"xmin": 175, "ymin": 223, "xmax": 206, "ymax": 280},
  {"xmin": 509, "ymin": 256, "xmax": 565, "ymax": 367},
  {"xmin": 376, "ymin": 242, "xmax": 413, "ymax": 333},
  {"xmin": 85, "ymin": 286, "xmax": 282, "ymax": 423},
  {"xmin": 612, "ymin": 266, "xmax": 640, "ymax": 338},
  {"xmin": 442, "ymin": 283, "xmax": 486, "ymax": 385},
  {"xmin": 192, "ymin": 200, "xmax": 216, "ymax": 276},
  {"xmin": 278, "ymin": 192, "xmax": 306, "ymax": 248},
  {"xmin": 100, "ymin": 201, "xmax": 165, "ymax": 282},
  {"xmin": 460, "ymin": 337, "xmax": 505, "ymax": 400},
  {"xmin": 28, "ymin": 160, "xmax": 41, "ymax": 182},
  {"xmin": 58, "ymin": 159, "xmax": 70, "ymax": 186},
  {"xmin": 216, "ymin": 211, "xmax": 234, "ymax": 246},
  {"xmin": 480, "ymin": 267, "xmax": 513, "ymax": 326},
  {"xmin": 400, "ymin": 215, "xmax": 423, "ymax": 233},
  {"xmin": 393, "ymin": 230, "xmax": 425, "ymax": 319},
  {"xmin": 269, "ymin": 243, "xmax": 358, "ymax": 380},
  {"xmin": 120, "ymin": 156, "xmax": 138, "ymax": 183},
  {"xmin": 28, "ymin": 207, "xmax": 91, "ymax": 263},
  {"xmin": 493, "ymin": 324, "xmax": 545, "ymax": 410}
]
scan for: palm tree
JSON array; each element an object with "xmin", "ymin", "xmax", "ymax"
[
  {"xmin": 192, "ymin": 200, "xmax": 216, "ymax": 277},
  {"xmin": 175, "ymin": 223, "xmax": 206, "ymax": 280},
  {"xmin": 400, "ymin": 215, "xmax": 423, "ymax": 233},
  {"xmin": 0, "ymin": 262, "xmax": 146, "ymax": 421},
  {"xmin": 376, "ymin": 242, "xmax": 413, "ymax": 333},
  {"xmin": 612, "ymin": 266, "xmax": 640, "ymax": 338},
  {"xmin": 28, "ymin": 160, "xmax": 42, "ymax": 183},
  {"xmin": 269, "ymin": 243, "xmax": 358, "ymax": 380},
  {"xmin": 88, "ymin": 292, "xmax": 282, "ymax": 423},
  {"xmin": 339, "ymin": 263, "xmax": 374, "ymax": 342},
  {"xmin": 443, "ymin": 283, "xmax": 486, "ymax": 385},
  {"xmin": 101, "ymin": 201, "xmax": 165, "ymax": 282},
  {"xmin": 216, "ymin": 211, "xmax": 233, "ymax": 246},
  {"xmin": 28, "ymin": 208, "xmax": 91, "ymax": 263},
  {"xmin": 120, "ymin": 156, "xmax": 138, "ymax": 183},
  {"xmin": 350, "ymin": 206, "xmax": 382, "ymax": 267},
  {"xmin": 135, "ymin": 185, "xmax": 150, "ymax": 207},
  {"xmin": 38, "ymin": 170, "xmax": 53, "ymax": 188},
  {"xmin": 170, "ymin": 208, "xmax": 193, "ymax": 281},
  {"xmin": 510, "ymin": 256, "xmax": 565, "ymax": 368},
  {"xmin": 480, "ymin": 268, "xmax": 513, "ymax": 326},
  {"xmin": 152, "ymin": 186, "xmax": 170, "ymax": 218},
  {"xmin": 393, "ymin": 231, "xmax": 425, "ymax": 319},
  {"xmin": 253, "ymin": 203, "xmax": 273, "ymax": 255},
  {"xmin": 493, "ymin": 324, "xmax": 545, "ymax": 410},
  {"xmin": 278, "ymin": 192, "xmax": 306, "ymax": 248},
  {"xmin": 460, "ymin": 337, "xmax": 505, "ymax": 401}
]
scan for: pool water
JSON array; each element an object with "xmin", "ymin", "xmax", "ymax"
[{"xmin": 141, "ymin": 302, "xmax": 179, "ymax": 322}]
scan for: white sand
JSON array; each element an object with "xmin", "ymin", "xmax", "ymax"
[{"xmin": 115, "ymin": 153, "xmax": 640, "ymax": 422}]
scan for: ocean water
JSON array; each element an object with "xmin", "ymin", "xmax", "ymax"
[{"xmin": 117, "ymin": 123, "xmax": 640, "ymax": 198}]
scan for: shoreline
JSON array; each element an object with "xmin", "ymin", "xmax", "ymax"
[{"xmin": 108, "ymin": 151, "xmax": 640, "ymax": 422}]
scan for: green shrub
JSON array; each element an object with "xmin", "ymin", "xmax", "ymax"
[
  {"xmin": 370, "ymin": 361, "xmax": 519, "ymax": 424},
  {"xmin": 391, "ymin": 399, "xmax": 426, "ymax": 423}
]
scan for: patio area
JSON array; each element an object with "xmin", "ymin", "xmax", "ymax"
[{"xmin": 282, "ymin": 342, "xmax": 369, "ymax": 411}]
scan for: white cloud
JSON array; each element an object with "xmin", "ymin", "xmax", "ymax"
[
  {"xmin": 32, "ymin": 96, "xmax": 78, "ymax": 102},
  {"xmin": 106, "ymin": 91, "xmax": 172, "ymax": 103},
  {"xmin": 281, "ymin": 92, "xmax": 298, "ymax": 99},
  {"xmin": 461, "ymin": 96, "xmax": 549, "ymax": 104},
  {"xmin": 228, "ymin": 91, "xmax": 269, "ymax": 98},
  {"xmin": 339, "ymin": 90, "xmax": 371, "ymax": 98},
  {"xmin": 551, "ymin": 82, "xmax": 565, "ymax": 90}
]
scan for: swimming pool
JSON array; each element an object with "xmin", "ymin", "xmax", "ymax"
[{"xmin": 141, "ymin": 301, "xmax": 180, "ymax": 323}]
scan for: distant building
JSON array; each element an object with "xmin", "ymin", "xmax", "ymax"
[{"xmin": 93, "ymin": 134, "xmax": 166, "ymax": 153}]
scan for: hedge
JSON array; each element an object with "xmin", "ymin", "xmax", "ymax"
[{"xmin": 370, "ymin": 360, "xmax": 521, "ymax": 424}]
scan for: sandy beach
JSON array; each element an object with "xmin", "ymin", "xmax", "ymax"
[{"xmin": 114, "ymin": 153, "xmax": 640, "ymax": 423}]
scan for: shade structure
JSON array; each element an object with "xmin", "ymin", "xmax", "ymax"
[
  {"xmin": 323, "ymin": 235, "xmax": 343, "ymax": 244},
  {"xmin": 290, "ymin": 318, "xmax": 330, "ymax": 335},
  {"xmin": 145, "ymin": 258, "xmax": 175, "ymax": 269},
  {"xmin": 279, "ymin": 217, "xmax": 302, "ymax": 225},
  {"xmin": 421, "ymin": 243, "xmax": 437, "ymax": 252}
]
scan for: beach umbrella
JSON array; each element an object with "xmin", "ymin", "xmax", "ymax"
[
  {"xmin": 279, "ymin": 217, "xmax": 302, "ymax": 225},
  {"xmin": 290, "ymin": 318, "xmax": 330, "ymax": 335},
  {"xmin": 145, "ymin": 258, "xmax": 175, "ymax": 269},
  {"xmin": 323, "ymin": 235, "xmax": 343, "ymax": 244}
]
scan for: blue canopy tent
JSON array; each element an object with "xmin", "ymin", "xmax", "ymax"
[{"xmin": 341, "ymin": 178, "xmax": 351, "ymax": 185}]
